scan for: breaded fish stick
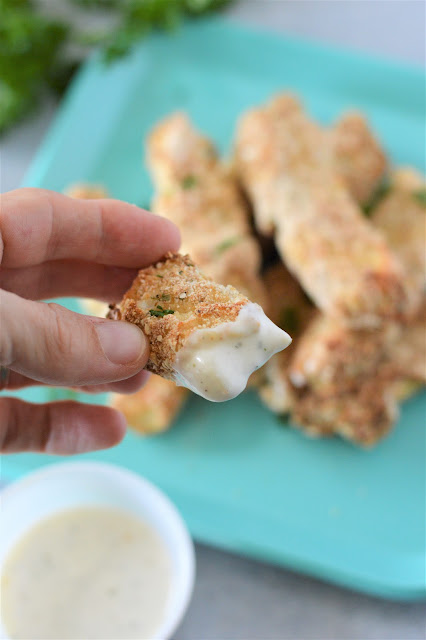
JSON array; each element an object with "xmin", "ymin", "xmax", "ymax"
[
  {"xmin": 109, "ymin": 253, "xmax": 291, "ymax": 402},
  {"xmin": 147, "ymin": 113, "xmax": 267, "ymax": 307},
  {"xmin": 329, "ymin": 112, "xmax": 388, "ymax": 206},
  {"xmin": 288, "ymin": 315, "xmax": 399, "ymax": 445},
  {"xmin": 234, "ymin": 94, "xmax": 410, "ymax": 326}
]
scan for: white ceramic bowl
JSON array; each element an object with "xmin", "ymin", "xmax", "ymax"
[{"xmin": 0, "ymin": 462, "xmax": 195, "ymax": 640}]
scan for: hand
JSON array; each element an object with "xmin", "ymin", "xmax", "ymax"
[{"xmin": 0, "ymin": 188, "xmax": 180, "ymax": 454}]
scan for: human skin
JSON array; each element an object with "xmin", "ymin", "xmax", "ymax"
[{"xmin": 0, "ymin": 188, "xmax": 180, "ymax": 454}]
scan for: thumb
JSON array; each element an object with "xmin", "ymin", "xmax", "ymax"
[{"xmin": 0, "ymin": 290, "xmax": 149, "ymax": 386}]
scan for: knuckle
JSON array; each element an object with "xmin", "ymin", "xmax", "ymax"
[
  {"xmin": 0, "ymin": 398, "xmax": 14, "ymax": 451},
  {"xmin": 0, "ymin": 398, "xmax": 52, "ymax": 453},
  {"xmin": 45, "ymin": 303, "xmax": 74, "ymax": 360},
  {"xmin": 0, "ymin": 291, "xmax": 13, "ymax": 367}
]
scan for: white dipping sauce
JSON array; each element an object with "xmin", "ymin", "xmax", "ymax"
[
  {"xmin": 1, "ymin": 507, "xmax": 171, "ymax": 640},
  {"xmin": 175, "ymin": 302, "xmax": 292, "ymax": 401}
]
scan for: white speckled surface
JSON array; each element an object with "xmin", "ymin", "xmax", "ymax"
[{"xmin": 1, "ymin": 1, "xmax": 425, "ymax": 638}]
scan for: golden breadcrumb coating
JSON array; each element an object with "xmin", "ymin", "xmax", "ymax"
[
  {"xmin": 234, "ymin": 93, "xmax": 411, "ymax": 326},
  {"xmin": 112, "ymin": 375, "xmax": 188, "ymax": 434},
  {"xmin": 289, "ymin": 316, "xmax": 394, "ymax": 396},
  {"xmin": 291, "ymin": 383, "xmax": 397, "ymax": 446},
  {"xmin": 288, "ymin": 301, "xmax": 425, "ymax": 446},
  {"xmin": 286, "ymin": 312, "xmax": 398, "ymax": 445},
  {"xmin": 110, "ymin": 253, "xmax": 249, "ymax": 381},
  {"xmin": 330, "ymin": 112, "xmax": 388, "ymax": 205}
]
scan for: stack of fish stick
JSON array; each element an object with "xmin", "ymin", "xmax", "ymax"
[
  {"xmin": 69, "ymin": 94, "xmax": 425, "ymax": 446},
  {"xmin": 234, "ymin": 94, "xmax": 425, "ymax": 445}
]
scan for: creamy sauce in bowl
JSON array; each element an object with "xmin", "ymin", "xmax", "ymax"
[
  {"xmin": 175, "ymin": 302, "xmax": 292, "ymax": 401},
  {"xmin": 1, "ymin": 507, "xmax": 171, "ymax": 640}
]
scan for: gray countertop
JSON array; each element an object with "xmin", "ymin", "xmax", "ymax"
[{"xmin": 1, "ymin": 1, "xmax": 425, "ymax": 638}]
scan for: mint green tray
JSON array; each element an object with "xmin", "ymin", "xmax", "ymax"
[{"xmin": 2, "ymin": 19, "xmax": 425, "ymax": 600}]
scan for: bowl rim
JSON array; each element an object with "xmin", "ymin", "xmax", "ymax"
[{"xmin": 0, "ymin": 460, "xmax": 196, "ymax": 640}]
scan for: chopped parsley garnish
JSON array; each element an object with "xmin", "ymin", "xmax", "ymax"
[
  {"xmin": 413, "ymin": 188, "xmax": 426, "ymax": 207},
  {"xmin": 181, "ymin": 175, "xmax": 197, "ymax": 189},
  {"xmin": 215, "ymin": 236, "xmax": 242, "ymax": 255},
  {"xmin": 155, "ymin": 274, "xmax": 164, "ymax": 278},
  {"xmin": 278, "ymin": 413, "xmax": 290, "ymax": 426},
  {"xmin": 279, "ymin": 306, "xmax": 299, "ymax": 333},
  {"xmin": 149, "ymin": 305, "xmax": 175, "ymax": 317},
  {"xmin": 362, "ymin": 177, "xmax": 392, "ymax": 217}
]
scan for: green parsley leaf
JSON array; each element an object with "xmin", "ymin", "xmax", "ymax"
[
  {"xmin": 215, "ymin": 236, "xmax": 242, "ymax": 255},
  {"xmin": 413, "ymin": 188, "xmax": 426, "ymax": 207},
  {"xmin": 278, "ymin": 306, "xmax": 299, "ymax": 333},
  {"xmin": 149, "ymin": 306, "xmax": 175, "ymax": 317},
  {"xmin": 181, "ymin": 175, "xmax": 197, "ymax": 189},
  {"xmin": 362, "ymin": 177, "xmax": 392, "ymax": 217}
]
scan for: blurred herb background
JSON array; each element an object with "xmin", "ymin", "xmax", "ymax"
[{"xmin": 0, "ymin": 0, "xmax": 232, "ymax": 136}]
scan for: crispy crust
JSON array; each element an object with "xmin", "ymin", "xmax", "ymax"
[
  {"xmin": 291, "ymin": 383, "xmax": 397, "ymax": 446},
  {"xmin": 287, "ymin": 316, "xmax": 399, "ymax": 445},
  {"xmin": 234, "ymin": 93, "xmax": 410, "ymax": 326},
  {"xmin": 112, "ymin": 375, "xmax": 188, "ymax": 434},
  {"xmin": 289, "ymin": 316, "xmax": 395, "ymax": 396},
  {"xmin": 330, "ymin": 112, "xmax": 388, "ymax": 205},
  {"xmin": 287, "ymin": 300, "xmax": 426, "ymax": 445},
  {"xmin": 112, "ymin": 253, "xmax": 249, "ymax": 380}
]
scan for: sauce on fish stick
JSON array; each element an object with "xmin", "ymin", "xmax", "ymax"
[{"xmin": 109, "ymin": 253, "xmax": 291, "ymax": 402}]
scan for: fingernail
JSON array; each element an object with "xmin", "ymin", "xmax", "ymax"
[{"xmin": 96, "ymin": 321, "xmax": 148, "ymax": 365}]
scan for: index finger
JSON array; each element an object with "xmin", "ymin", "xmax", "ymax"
[{"xmin": 0, "ymin": 188, "xmax": 180, "ymax": 268}]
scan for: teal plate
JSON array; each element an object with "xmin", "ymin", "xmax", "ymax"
[{"xmin": 2, "ymin": 19, "xmax": 425, "ymax": 600}]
